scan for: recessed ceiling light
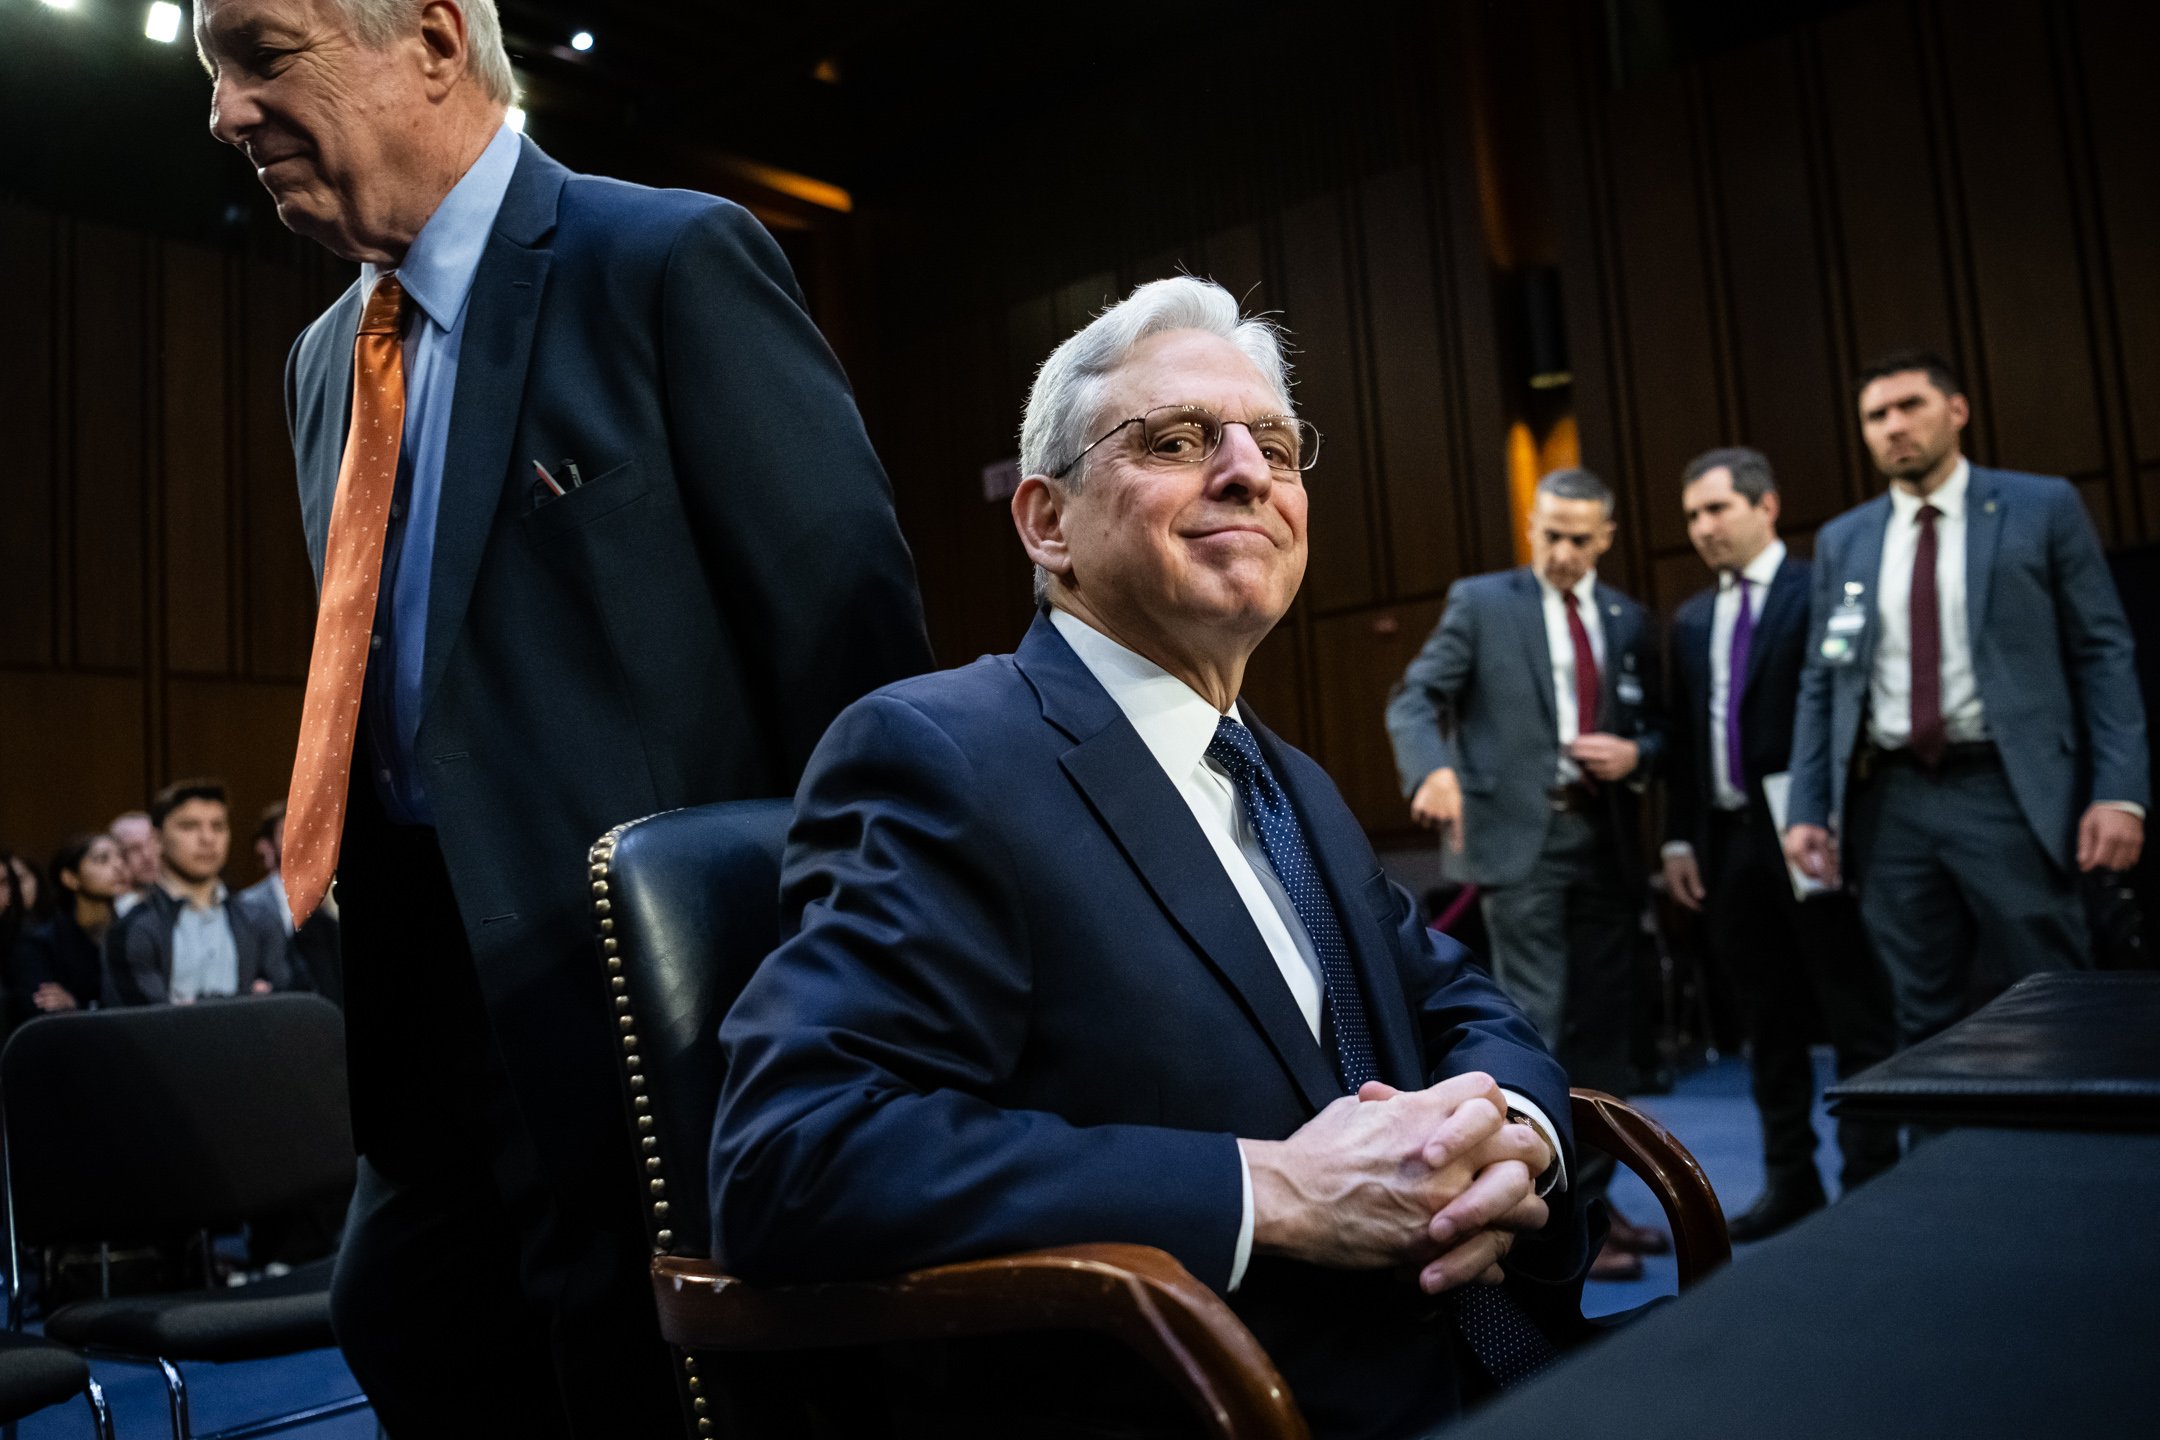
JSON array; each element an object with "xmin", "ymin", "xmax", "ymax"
[
  {"xmin": 570, "ymin": 30, "xmax": 594, "ymax": 52},
  {"xmin": 39, "ymin": 0, "xmax": 81, "ymax": 12},
  {"xmin": 506, "ymin": 105, "xmax": 528, "ymax": 133},
  {"xmin": 145, "ymin": 2, "xmax": 184, "ymax": 42}
]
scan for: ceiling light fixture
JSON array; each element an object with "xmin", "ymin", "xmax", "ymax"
[
  {"xmin": 506, "ymin": 105, "xmax": 528, "ymax": 133},
  {"xmin": 570, "ymin": 30, "xmax": 594, "ymax": 52},
  {"xmin": 145, "ymin": 1, "xmax": 183, "ymax": 42}
]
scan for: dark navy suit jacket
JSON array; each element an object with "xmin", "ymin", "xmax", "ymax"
[
  {"xmin": 1787, "ymin": 467, "xmax": 2147, "ymax": 870},
  {"xmin": 711, "ymin": 615, "xmax": 1590, "ymax": 1439},
  {"xmin": 284, "ymin": 139, "xmax": 929, "ymax": 1191},
  {"xmin": 1665, "ymin": 554, "xmax": 1813, "ymax": 855}
]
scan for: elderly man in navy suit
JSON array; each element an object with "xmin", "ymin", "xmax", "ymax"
[
  {"xmin": 712, "ymin": 278, "xmax": 1590, "ymax": 1440},
  {"xmin": 198, "ymin": 0, "xmax": 929, "ymax": 1431},
  {"xmin": 1785, "ymin": 352, "xmax": 2147, "ymax": 1048},
  {"xmin": 1662, "ymin": 447, "xmax": 1898, "ymax": 1242}
]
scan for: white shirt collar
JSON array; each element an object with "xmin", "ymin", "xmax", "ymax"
[
  {"xmin": 359, "ymin": 120, "xmax": 522, "ymax": 333},
  {"xmin": 159, "ymin": 877, "xmax": 230, "ymax": 912},
  {"xmin": 1047, "ymin": 608, "xmax": 1243, "ymax": 775},
  {"xmin": 1724, "ymin": 537, "xmax": 1787, "ymax": 591},
  {"xmin": 1889, "ymin": 456, "xmax": 1970, "ymax": 525},
  {"xmin": 1535, "ymin": 568, "xmax": 1599, "ymax": 608}
]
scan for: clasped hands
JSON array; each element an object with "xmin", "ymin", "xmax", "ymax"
[{"xmin": 1241, "ymin": 1071, "xmax": 1553, "ymax": 1295}]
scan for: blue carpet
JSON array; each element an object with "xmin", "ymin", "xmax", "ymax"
[{"xmin": 11, "ymin": 1052, "xmax": 1834, "ymax": 1433}]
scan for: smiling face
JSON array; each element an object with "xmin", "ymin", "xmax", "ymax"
[
  {"xmin": 1047, "ymin": 329, "xmax": 1309, "ymax": 663},
  {"xmin": 1859, "ymin": 369, "xmax": 1969, "ymax": 490}
]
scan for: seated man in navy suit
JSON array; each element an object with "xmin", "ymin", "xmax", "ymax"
[{"xmin": 710, "ymin": 278, "xmax": 1593, "ymax": 1440}]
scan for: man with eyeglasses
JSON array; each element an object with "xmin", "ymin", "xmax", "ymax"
[
  {"xmin": 1385, "ymin": 468, "xmax": 1666, "ymax": 1280},
  {"xmin": 711, "ymin": 277, "xmax": 1595, "ymax": 1438}
]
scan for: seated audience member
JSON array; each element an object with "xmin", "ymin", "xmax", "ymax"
[
  {"xmin": 0, "ymin": 848, "xmax": 32, "ymax": 1015},
  {"xmin": 711, "ymin": 278, "xmax": 1592, "ymax": 1440},
  {"xmin": 104, "ymin": 780, "xmax": 290, "ymax": 1006},
  {"xmin": 9, "ymin": 834, "xmax": 128, "ymax": 1022},
  {"xmin": 108, "ymin": 810, "xmax": 162, "ymax": 919},
  {"xmin": 237, "ymin": 801, "xmax": 341, "ymax": 1003}
]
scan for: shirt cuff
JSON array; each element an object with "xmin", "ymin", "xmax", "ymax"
[
  {"xmin": 2098, "ymin": 801, "xmax": 2147, "ymax": 821},
  {"xmin": 1500, "ymin": 1089, "xmax": 1568, "ymax": 1197},
  {"xmin": 1659, "ymin": 840, "xmax": 1694, "ymax": 861},
  {"xmin": 1230, "ymin": 1142, "xmax": 1256, "ymax": 1292}
]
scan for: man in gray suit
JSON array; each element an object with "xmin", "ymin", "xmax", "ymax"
[
  {"xmin": 1387, "ymin": 468, "xmax": 1665, "ymax": 1278},
  {"xmin": 1785, "ymin": 351, "xmax": 2147, "ymax": 1046}
]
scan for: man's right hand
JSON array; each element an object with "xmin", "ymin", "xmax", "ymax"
[
  {"xmin": 1662, "ymin": 848, "xmax": 1706, "ymax": 911},
  {"xmin": 1783, "ymin": 824, "xmax": 1838, "ymax": 888},
  {"xmin": 1239, "ymin": 1071, "xmax": 1548, "ymax": 1277},
  {"xmin": 1410, "ymin": 768, "xmax": 1465, "ymax": 853}
]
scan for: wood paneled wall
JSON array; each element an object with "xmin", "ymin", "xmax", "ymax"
[
  {"xmin": 860, "ymin": 0, "xmax": 2160, "ymax": 843},
  {"xmin": 1550, "ymin": 0, "xmax": 2160, "ymax": 610},
  {"xmin": 0, "ymin": 196, "xmax": 348, "ymax": 867}
]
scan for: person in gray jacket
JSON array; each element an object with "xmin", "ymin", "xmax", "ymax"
[
  {"xmin": 1387, "ymin": 467, "xmax": 1666, "ymax": 1278},
  {"xmin": 1784, "ymin": 351, "xmax": 2146, "ymax": 1046},
  {"xmin": 103, "ymin": 779, "xmax": 290, "ymax": 1007}
]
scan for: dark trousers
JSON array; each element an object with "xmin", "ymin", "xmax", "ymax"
[
  {"xmin": 1480, "ymin": 805, "xmax": 1635, "ymax": 1201},
  {"xmin": 1704, "ymin": 805, "xmax": 1899, "ymax": 1195},
  {"xmin": 1848, "ymin": 750, "xmax": 2091, "ymax": 1048},
  {"xmin": 330, "ymin": 792, "xmax": 677, "ymax": 1438}
]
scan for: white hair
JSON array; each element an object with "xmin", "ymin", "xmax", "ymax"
[
  {"xmin": 330, "ymin": 0, "xmax": 519, "ymax": 106},
  {"xmin": 1019, "ymin": 277, "xmax": 1294, "ymax": 490}
]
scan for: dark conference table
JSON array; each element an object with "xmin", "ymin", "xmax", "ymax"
[{"xmin": 1447, "ymin": 1123, "xmax": 2159, "ymax": 1440}]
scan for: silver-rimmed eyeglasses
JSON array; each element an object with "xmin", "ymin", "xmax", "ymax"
[{"xmin": 1049, "ymin": 405, "xmax": 1322, "ymax": 480}]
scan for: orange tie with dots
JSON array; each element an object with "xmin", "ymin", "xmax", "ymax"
[{"xmin": 283, "ymin": 275, "xmax": 408, "ymax": 930}]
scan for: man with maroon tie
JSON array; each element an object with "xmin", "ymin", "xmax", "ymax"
[
  {"xmin": 1785, "ymin": 352, "xmax": 2147, "ymax": 1048},
  {"xmin": 1387, "ymin": 468, "xmax": 1666, "ymax": 1278},
  {"xmin": 1663, "ymin": 448, "xmax": 1897, "ymax": 1241}
]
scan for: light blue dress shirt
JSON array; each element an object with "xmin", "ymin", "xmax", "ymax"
[
  {"xmin": 356, "ymin": 121, "xmax": 522, "ymax": 826},
  {"xmin": 166, "ymin": 882, "xmax": 240, "ymax": 1003}
]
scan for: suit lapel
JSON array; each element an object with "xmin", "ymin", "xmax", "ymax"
[
  {"xmin": 1745, "ymin": 559, "xmax": 1808, "ymax": 695},
  {"xmin": 1593, "ymin": 583, "xmax": 1632, "ymax": 729},
  {"xmin": 418, "ymin": 140, "xmax": 565, "ymax": 719},
  {"xmin": 1965, "ymin": 467, "xmax": 2004, "ymax": 638},
  {"xmin": 296, "ymin": 285, "xmax": 364, "ymax": 585},
  {"xmin": 1847, "ymin": 498, "xmax": 1893, "ymax": 679},
  {"xmin": 1254, "ymin": 721, "xmax": 1424, "ymax": 1089},
  {"xmin": 1019, "ymin": 618, "xmax": 1342, "ymax": 1114},
  {"xmin": 1510, "ymin": 569, "xmax": 1559, "ymax": 735}
]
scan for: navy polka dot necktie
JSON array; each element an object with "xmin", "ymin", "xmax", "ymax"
[
  {"xmin": 1207, "ymin": 715, "xmax": 1560, "ymax": 1389},
  {"xmin": 1205, "ymin": 716, "xmax": 1377, "ymax": 1091}
]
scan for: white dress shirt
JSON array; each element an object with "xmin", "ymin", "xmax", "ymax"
[
  {"xmin": 1050, "ymin": 608, "xmax": 1562, "ymax": 1289},
  {"xmin": 1710, "ymin": 540, "xmax": 1785, "ymax": 811},
  {"xmin": 1868, "ymin": 459, "xmax": 1985, "ymax": 749},
  {"xmin": 1537, "ymin": 569, "xmax": 1605, "ymax": 783}
]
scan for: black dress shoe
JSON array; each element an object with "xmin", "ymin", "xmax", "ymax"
[{"xmin": 1726, "ymin": 1185, "xmax": 1826, "ymax": 1243}]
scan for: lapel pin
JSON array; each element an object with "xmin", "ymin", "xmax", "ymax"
[
  {"xmin": 1608, "ymin": 604, "xmax": 1620, "ymax": 617},
  {"xmin": 1984, "ymin": 499, "xmax": 1998, "ymax": 514}
]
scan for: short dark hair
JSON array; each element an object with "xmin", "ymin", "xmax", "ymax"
[
  {"xmin": 1535, "ymin": 466, "xmax": 1615, "ymax": 518},
  {"xmin": 150, "ymin": 778, "xmax": 228, "ymax": 830},
  {"xmin": 255, "ymin": 799, "xmax": 286, "ymax": 847},
  {"xmin": 47, "ymin": 833, "xmax": 104, "ymax": 894},
  {"xmin": 1854, "ymin": 349, "xmax": 1963, "ymax": 402},
  {"xmin": 1682, "ymin": 446, "xmax": 1776, "ymax": 503}
]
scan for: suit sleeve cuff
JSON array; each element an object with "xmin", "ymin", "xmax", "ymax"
[
  {"xmin": 1500, "ymin": 1089, "xmax": 1568, "ymax": 1197},
  {"xmin": 1229, "ymin": 1143, "xmax": 1256, "ymax": 1292},
  {"xmin": 1659, "ymin": 840, "xmax": 1694, "ymax": 861},
  {"xmin": 2099, "ymin": 801, "xmax": 2147, "ymax": 821}
]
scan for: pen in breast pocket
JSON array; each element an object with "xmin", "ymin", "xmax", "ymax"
[{"xmin": 532, "ymin": 460, "xmax": 565, "ymax": 497}]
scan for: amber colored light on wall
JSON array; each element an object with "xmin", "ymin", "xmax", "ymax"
[{"xmin": 1506, "ymin": 413, "xmax": 1582, "ymax": 563}]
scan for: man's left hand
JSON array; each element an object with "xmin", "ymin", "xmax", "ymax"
[
  {"xmin": 250, "ymin": 978, "xmax": 273, "ymax": 995},
  {"xmin": 1360, "ymin": 1080, "xmax": 1554, "ymax": 1293},
  {"xmin": 1569, "ymin": 733, "xmax": 1639, "ymax": 781},
  {"xmin": 2077, "ymin": 806, "xmax": 2145, "ymax": 873}
]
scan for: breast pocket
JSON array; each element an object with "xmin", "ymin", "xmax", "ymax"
[{"xmin": 521, "ymin": 461, "xmax": 650, "ymax": 545}]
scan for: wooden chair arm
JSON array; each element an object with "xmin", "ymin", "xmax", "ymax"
[
  {"xmin": 652, "ymin": 1245, "xmax": 1308, "ymax": 1440},
  {"xmin": 1570, "ymin": 1087, "xmax": 1731, "ymax": 1287}
]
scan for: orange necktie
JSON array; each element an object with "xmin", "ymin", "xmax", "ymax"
[{"xmin": 283, "ymin": 276, "xmax": 408, "ymax": 929}]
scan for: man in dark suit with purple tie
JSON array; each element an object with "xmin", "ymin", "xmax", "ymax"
[{"xmin": 1661, "ymin": 448, "xmax": 1898, "ymax": 1241}]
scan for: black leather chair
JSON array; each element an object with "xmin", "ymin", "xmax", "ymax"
[
  {"xmin": 0, "ymin": 1332, "xmax": 111, "ymax": 1438},
  {"xmin": 1, "ymin": 996, "xmax": 368, "ymax": 1440},
  {"xmin": 593, "ymin": 801, "xmax": 1729, "ymax": 1439}
]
